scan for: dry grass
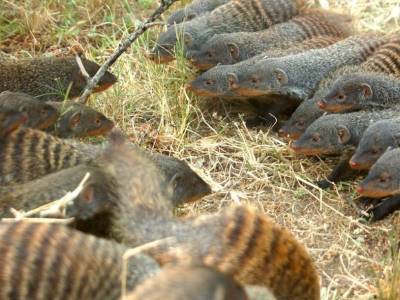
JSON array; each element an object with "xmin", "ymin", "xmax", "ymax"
[{"xmin": 1, "ymin": 0, "xmax": 400, "ymax": 299}]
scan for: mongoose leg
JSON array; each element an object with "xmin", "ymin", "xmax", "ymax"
[{"xmin": 367, "ymin": 195, "xmax": 400, "ymax": 222}]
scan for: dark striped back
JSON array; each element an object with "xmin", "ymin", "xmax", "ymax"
[
  {"xmin": 0, "ymin": 222, "xmax": 125, "ymax": 300},
  {"xmin": 348, "ymin": 34, "xmax": 391, "ymax": 61},
  {"xmin": 208, "ymin": 0, "xmax": 301, "ymax": 32},
  {"xmin": 363, "ymin": 36, "xmax": 400, "ymax": 76},
  {"xmin": 292, "ymin": 11, "xmax": 352, "ymax": 39},
  {"xmin": 147, "ymin": 206, "xmax": 320, "ymax": 300},
  {"xmin": 0, "ymin": 128, "xmax": 84, "ymax": 185}
]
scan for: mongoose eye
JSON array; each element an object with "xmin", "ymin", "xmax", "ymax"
[
  {"xmin": 336, "ymin": 94, "xmax": 346, "ymax": 101},
  {"xmin": 371, "ymin": 148, "xmax": 380, "ymax": 155},
  {"xmin": 312, "ymin": 134, "xmax": 320, "ymax": 143},
  {"xmin": 95, "ymin": 118, "xmax": 101, "ymax": 126},
  {"xmin": 296, "ymin": 120, "xmax": 305, "ymax": 127},
  {"xmin": 207, "ymin": 52, "xmax": 213, "ymax": 58},
  {"xmin": 379, "ymin": 175, "xmax": 391, "ymax": 184},
  {"xmin": 251, "ymin": 77, "xmax": 259, "ymax": 84},
  {"xmin": 41, "ymin": 109, "xmax": 48, "ymax": 116},
  {"xmin": 205, "ymin": 79, "xmax": 215, "ymax": 86}
]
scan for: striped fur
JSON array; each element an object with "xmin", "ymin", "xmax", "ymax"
[
  {"xmin": 363, "ymin": 36, "xmax": 400, "ymax": 76},
  {"xmin": 0, "ymin": 222, "xmax": 159, "ymax": 300},
  {"xmin": 0, "ymin": 128, "xmax": 86, "ymax": 185}
]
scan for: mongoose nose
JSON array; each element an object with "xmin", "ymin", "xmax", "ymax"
[
  {"xmin": 356, "ymin": 185, "xmax": 364, "ymax": 194},
  {"xmin": 317, "ymin": 100, "xmax": 327, "ymax": 109},
  {"xmin": 185, "ymin": 83, "xmax": 194, "ymax": 91},
  {"xmin": 278, "ymin": 128, "xmax": 287, "ymax": 137},
  {"xmin": 349, "ymin": 160, "xmax": 359, "ymax": 169}
]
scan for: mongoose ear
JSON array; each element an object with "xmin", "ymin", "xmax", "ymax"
[
  {"xmin": 227, "ymin": 43, "xmax": 239, "ymax": 59},
  {"xmin": 274, "ymin": 68, "xmax": 288, "ymax": 85},
  {"xmin": 361, "ymin": 83, "xmax": 373, "ymax": 98},
  {"xmin": 187, "ymin": 13, "xmax": 197, "ymax": 20},
  {"xmin": 79, "ymin": 185, "xmax": 95, "ymax": 204},
  {"xmin": 227, "ymin": 73, "xmax": 239, "ymax": 89},
  {"xmin": 183, "ymin": 33, "xmax": 193, "ymax": 46},
  {"xmin": 337, "ymin": 125, "xmax": 351, "ymax": 144},
  {"xmin": 69, "ymin": 112, "xmax": 81, "ymax": 128}
]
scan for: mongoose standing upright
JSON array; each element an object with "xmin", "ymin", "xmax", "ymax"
[
  {"xmin": 232, "ymin": 33, "xmax": 389, "ymax": 100},
  {"xmin": 0, "ymin": 110, "xmax": 27, "ymax": 138},
  {"xmin": 188, "ymin": 10, "xmax": 352, "ymax": 69},
  {"xmin": 0, "ymin": 91, "xmax": 59, "ymax": 130},
  {"xmin": 127, "ymin": 265, "xmax": 276, "ymax": 300},
  {"xmin": 187, "ymin": 36, "xmax": 342, "ymax": 98},
  {"xmin": 149, "ymin": 0, "xmax": 305, "ymax": 63},
  {"xmin": 0, "ymin": 56, "xmax": 117, "ymax": 101},
  {"xmin": 46, "ymin": 101, "xmax": 114, "ymax": 138},
  {"xmin": 0, "ymin": 128, "xmax": 211, "ymax": 205},
  {"xmin": 167, "ymin": 0, "xmax": 231, "ymax": 25},
  {"xmin": 350, "ymin": 118, "xmax": 400, "ymax": 170},
  {"xmin": 77, "ymin": 134, "xmax": 320, "ymax": 300}
]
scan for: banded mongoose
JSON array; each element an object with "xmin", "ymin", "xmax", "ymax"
[
  {"xmin": 0, "ymin": 91, "xmax": 59, "ymax": 130},
  {"xmin": 0, "ymin": 222, "xmax": 161, "ymax": 299},
  {"xmin": 149, "ymin": 0, "xmax": 305, "ymax": 63},
  {"xmin": 47, "ymin": 101, "xmax": 114, "ymax": 138},
  {"xmin": 278, "ymin": 64, "xmax": 362, "ymax": 139},
  {"xmin": 0, "ymin": 128, "xmax": 211, "ymax": 205},
  {"xmin": 232, "ymin": 33, "xmax": 389, "ymax": 100},
  {"xmin": 318, "ymin": 36, "xmax": 400, "ymax": 112},
  {"xmin": 187, "ymin": 36, "xmax": 342, "ymax": 98},
  {"xmin": 167, "ymin": 0, "xmax": 231, "ymax": 25},
  {"xmin": 281, "ymin": 36, "xmax": 400, "ymax": 138},
  {"xmin": 356, "ymin": 148, "xmax": 400, "ymax": 220},
  {"xmin": 291, "ymin": 107, "xmax": 400, "ymax": 187},
  {"xmin": 80, "ymin": 135, "xmax": 320, "ymax": 300},
  {"xmin": 0, "ymin": 56, "xmax": 117, "ymax": 101},
  {"xmin": 0, "ymin": 110, "xmax": 27, "ymax": 138},
  {"xmin": 349, "ymin": 118, "xmax": 400, "ymax": 171},
  {"xmin": 188, "ymin": 9, "xmax": 352, "ymax": 70},
  {"xmin": 127, "ymin": 265, "xmax": 276, "ymax": 300}
]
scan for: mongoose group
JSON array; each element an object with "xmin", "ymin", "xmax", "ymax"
[
  {"xmin": 3, "ymin": 0, "xmax": 399, "ymax": 298},
  {"xmin": 150, "ymin": 0, "xmax": 400, "ymax": 222}
]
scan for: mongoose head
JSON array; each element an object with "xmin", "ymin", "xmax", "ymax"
[
  {"xmin": 67, "ymin": 166, "xmax": 118, "ymax": 220},
  {"xmin": 350, "ymin": 119, "xmax": 400, "ymax": 170},
  {"xmin": 187, "ymin": 65, "xmax": 241, "ymax": 98},
  {"xmin": 0, "ymin": 110, "xmax": 27, "ymax": 137},
  {"xmin": 167, "ymin": 8, "xmax": 197, "ymax": 25},
  {"xmin": 279, "ymin": 98, "xmax": 324, "ymax": 140},
  {"xmin": 69, "ymin": 57, "xmax": 118, "ymax": 97},
  {"xmin": 357, "ymin": 147, "xmax": 400, "ymax": 198},
  {"xmin": 55, "ymin": 103, "xmax": 114, "ymax": 138},
  {"xmin": 318, "ymin": 73, "xmax": 374, "ymax": 113},
  {"xmin": 234, "ymin": 59, "xmax": 289, "ymax": 97},
  {"xmin": 127, "ymin": 265, "xmax": 248, "ymax": 300},
  {"xmin": 0, "ymin": 91, "xmax": 59, "ymax": 130},
  {"xmin": 151, "ymin": 153, "xmax": 212, "ymax": 205},
  {"xmin": 189, "ymin": 34, "xmax": 242, "ymax": 69},
  {"xmin": 291, "ymin": 114, "xmax": 352, "ymax": 155}
]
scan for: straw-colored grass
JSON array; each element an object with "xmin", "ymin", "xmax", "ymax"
[{"xmin": 1, "ymin": 0, "xmax": 399, "ymax": 299}]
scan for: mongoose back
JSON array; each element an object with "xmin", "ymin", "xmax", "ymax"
[
  {"xmin": 291, "ymin": 107, "xmax": 400, "ymax": 156},
  {"xmin": 167, "ymin": 0, "xmax": 231, "ymax": 25},
  {"xmin": 231, "ymin": 33, "xmax": 389, "ymax": 100},
  {"xmin": 0, "ymin": 222, "xmax": 160, "ymax": 300},
  {"xmin": 318, "ymin": 36, "xmax": 400, "ymax": 112},
  {"xmin": 188, "ymin": 36, "xmax": 342, "ymax": 98},
  {"xmin": 149, "ymin": 0, "xmax": 305, "ymax": 63},
  {"xmin": 127, "ymin": 265, "xmax": 276, "ymax": 300},
  {"xmin": 79, "ymin": 136, "xmax": 320, "ymax": 300},
  {"xmin": 47, "ymin": 101, "xmax": 114, "ymax": 138},
  {"xmin": 0, "ymin": 56, "xmax": 117, "ymax": 101},
  {"xmin": 0, "ymin": 128, "xmax": 211, "ymax": 205},
  {"xmin": 350, "ymin": 118, "xmax": 400, "ymax": 170},
  {"xmin": 188, "ymin": 9, "xmax": 353, "ymax": 69},
  {"xmin": 0, "ymin": 110, "xmax": 27, "ymax": 138},
  {"xmin": 0, "ymin": 91, "xmax": 59, "ymax": 130}
]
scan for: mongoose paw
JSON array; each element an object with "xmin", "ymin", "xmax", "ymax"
[{"xmin": 315, "ymin": 179, "xmax": 333, "ymax": 190}]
